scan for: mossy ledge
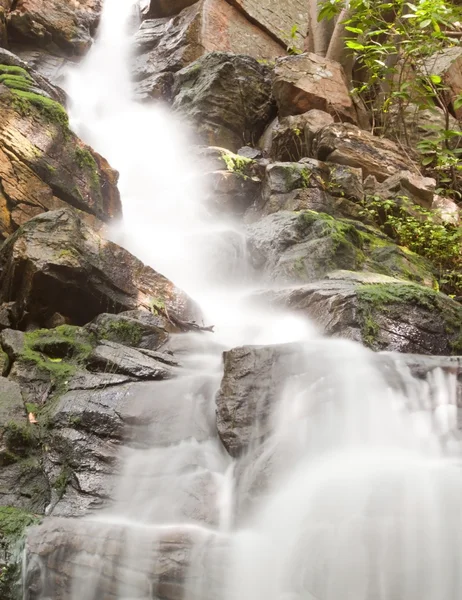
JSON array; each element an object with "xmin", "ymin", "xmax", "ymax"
[
  {"xmin": 98, "ymin": 319, "xmax": 144, "ymax": 347},
  {"xmin": 20, "ymin": 325, "xmax": 95, "ymax": 391},
  {"xmin": 357, "ymin": 282, "xmax": 462, "ymax": 351}
]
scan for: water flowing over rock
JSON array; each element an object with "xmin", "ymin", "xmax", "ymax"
[
  {"xmin": 0, "ymin": 208, "xmax": 198, "ymax": 327},
  {"xmin": 172, "ymin": 52, "xmax": 276, "ymax": 151},
  {"xmin": 0, "ymin": 0, "xmax": 461, "ymax": 599}
]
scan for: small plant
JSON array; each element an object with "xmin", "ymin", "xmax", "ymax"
[{"xmin": 360, "ymin": 195, "xmax": 462, "ymax": 296}]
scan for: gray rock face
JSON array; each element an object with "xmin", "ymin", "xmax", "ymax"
[
  {"xmin": 0, "ymin": 209, "xmax": 198, "ymax": 327},
  {"xmin": 172, "ymin": 52, "xmax": 276, "ymax": 151},
  {"xmin": 245, "ymin": 211, "xmax": 435, "ymax": 287},
  {"xmin": 85, "ymin": 312, "xmax": 170, "ymax": 351},
  {"xmin": 253, "ymin": 271, "xmax": 462, "ymax": 355},
  {"xmin": 24, "ymin": 519, "xmax": 227, "ymax": 600}
]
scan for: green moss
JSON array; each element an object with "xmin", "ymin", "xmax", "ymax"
[
  {"xmin": 57, "ymin": 248, "xmax": 79, "ymax": 262},
  {"xmin": 150, "ymin": 297, "xmax": 166, "ymax": 316},
  {"xmin": 0, "ymin": 507, "xmax": 40, "ymax": 599},
  {"xmin": 20, "ymin": 325, "xmax": 95, "ymax": 392},
  {"xmin": 0, "ymin": 505, "xmax": 40, "ymax": 543},
  {"xmin": 3, "ymin": 422, "xmax": 38, "ymax": 457},
  {"xmin": 9, "ymin": 89, "xmax": 69, "ymax": 130},
  {"xmin": 53, "ymin": 465, "xmax": 71, "ymax": 498},
  {"xmin": 0, "ymin": 74, "xmax": 34, "ymax": 92},
  {"xmin": 75, "ymin": 147, "xmax": 100, "ymax": 189},
  {"xmin": 99, "ymin": 319, "xmax": 144, "ymax": 347},
  {"xmin": 0, "ymin": 65, "xmax": 33, "ymax": 80},
  {"xmin": 220, "ymin": 150, "xmax": 254, "ymax": 179},
  {"xmin": 356, "ymin": 282, "xmax": 439, "ymax": 346}
]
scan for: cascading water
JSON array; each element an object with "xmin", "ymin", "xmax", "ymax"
[{"xmin": 24, "ymin": 1, "xmax": 462, "ymax": 599}]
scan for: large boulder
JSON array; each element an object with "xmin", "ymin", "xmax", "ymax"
[
  {"xmin": 273, "ymin": 53, "xmax": 359, "ymax": 123},
  {"xmin": 253, "ymin": 272, "xmax": 462, "ymax": 355},
  {"xmin": 246, "ymin": 210, "xmax": 436, "ymax": 287},
  {"xmin": 133, "ymin": 0, "xmax": 285, "ymax": 102},
  {"xmin": 0, "ymin": 58, "xmax": 121, "ymax": 239},
  {"xmin": 216, "ymin": 339, "xmax": 462, "ymax": 458},
  {"xmin": 24, "ymin": 519, "xmax": 226, "ymax": 600},
  {"xmin": 313, "ymin": 122, "xmax": 418, "ymax": 181},
  {"xmin": 0, "ymin": 208, "xmax": 198, "ymax": 327},
  {"xmin": 172, "ymin": 52, "xmax": 275, "ymax": 151},
  {"xmin": 6, "ymin": 0, "xmax": 102, "ymax": 57}
]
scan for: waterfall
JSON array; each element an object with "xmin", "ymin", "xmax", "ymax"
[{"xmin": 23, "ymin": 1, "xmax": 462, "ymax": 599}]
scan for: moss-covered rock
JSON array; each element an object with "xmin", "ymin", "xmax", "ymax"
[
  {"xmin": 0, "ymin": 506, "xmax": 40, "ymax": 600},
  {"xmin": 0, "ymin": 59, "xmax": 121, "ymax": 241},
  {"xmin": 246, "ymin": 210, "xmax": 435, "ymax": 286}
]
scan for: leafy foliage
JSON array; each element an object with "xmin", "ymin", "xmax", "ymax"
[
  {"xmin": 318, "ymin": 0, "xmax": 462, "ymax": 196},
  {"xmin": 360, "ymin": 194, "xmax": 462, "ymax": 295}
]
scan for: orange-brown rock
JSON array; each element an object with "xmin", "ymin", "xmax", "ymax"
[
  {"xmin": 143, "ymin": 0, "xmax": 199, "ymax": 18},
  {"xmin": 133, "ymin": 0, "xmax": 285, "ymax": 100},
  {"xmin": 227, "ymin": 0, "xmax": 308, "ymax": 48},
  {"xmin": 7, "ymin": 0, "xmax": 102, "ymax": 57},
  {"xmin": 273, "ymin": 53, "xmax": 359, "ymax": 124},
  {"xmin": 313, "ymin": 123, "xmax": 418, "ymax": 181},
  {"xmin": 0, "ymin": 61, "xmax": 121, "ymax": 241}
]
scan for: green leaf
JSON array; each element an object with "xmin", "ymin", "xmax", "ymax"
[
  {"xmin": 346, "ymin": 41, "xmax": 365, "ymax": 50},
  {"xmin": 345, "ymin": 26, "xmax": 363, "ymax": 33},
  {"xmin": 454, "ymin": 96, "xmax": 462, "ymax": 110},
  {"xmin": 429, "ymin": 74, "xmax": 442, "ymax": 84},
  {"xmin": 419, "ymin": 18, "xmax": 432, "ymax": 28},
  {"xmin": 421, "ymin": 156, "xmax": 434, "ymax": 165}
]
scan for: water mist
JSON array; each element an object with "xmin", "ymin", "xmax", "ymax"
[{"xmin": 23, "ymin": 1, "xmax": 462, "ymax": 599}]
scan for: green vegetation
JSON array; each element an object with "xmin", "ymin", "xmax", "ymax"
[
  {"xmin": 360, "ymin": 195, "xmax": 462, "ymax": 295},
  {"xmin": 75, "ymin": 147, "xmax": 100, "ymax": 189},
  {"xmin": 20, "ymin": 325, "xmax": 95, "ymax": 392},
  {"xmin": 0, "ymin": 73, "xmax": 34, "ymax": 92},
  {"xmin": 98, "ymin": 318, "xmax": 144, "ymax": 347},
  {"xmin": 150, "ymin": 297, "xmax": 166, "ymax": 316},
  {"xmin": 220, "ymin": 150, "xmax": 254, "ymax": 179},
  {"xmin": 3, "ymin": 422, "xmax": 39, "ymax": 457},
  {"xmin": 318, "ymin": 0, "xmax": 462, "ymax": 195},
  {"xmin": 0, "ymin": 65, "xmax": 33, "ymax": 80},
  {"xmin": 54, "ymin": 465, "xmax": 72, "ymax": 498},
  {"xmin": 0, "ymin": 507, "xmax": 40, "ymax": 600}
]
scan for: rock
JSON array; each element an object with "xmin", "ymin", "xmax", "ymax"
[
  {"xmin": 6, "ymin": 0, "xmax": 102, "ymax": 57},
  {"xmin": 216, "ymin": 342, "xmax": 306, "ymax": 456},
  {"xmin": 172, "ymin": 52, "xmax": 275, "ymax": 151},
  {"xmin": 0, "ymin": 7, "xmax": 7, "ymax": 48},
  {"xmin": 24, "ymin": 519, "xmax": 226, "ymax": 600},
  {"xmin": 87, "ymin": 340, "xmax": 174, "ymax": 380},
  {"xmin": 133, "ymin": 1, "xmax": 285, "ymax": 101},
  {"xmin": 0, "ymin": 47, "xmax": 66, "ymax": 103},
  {"xmin": 245, "ymin": 210, "xmax": 435, "ymax": 287},
  {"xmin": 373, "ymin": 170, "xmax": 436, "ymax": 209},
  {"xmin": 8, "ymin": 48, "xmax": 71, "ymax": 87},
  {"xmin": 269, "ymin": 114, "xmax": 309, "ymax": 161},
  {"xmin": 313, "ymin": 123, "xmax": 418, "ymax": 181},
  {"xmin": 143, "ymin": 0, "xmax": 199, "ymax": 18},
  {"xmin": 327, "ymin": 163, "xmax": 364, "ymax": 202},
  {"xmin": 0, "ymin": 328, "xmax": 25, "ymax": 360},
  {"xmin": 85, "ymin": 312, "xmax": 169, "ymax": 351},
  {"xmin": 0, "ymin": 208, "xmax": 198, "ymax": 327},
  {"xmin": 225, "ymin": 0, "xmax": 308, "ymax": 48},
  {"xmin": 273, "ymin": 53, "xmax": 358, "ymax": 123},
  {"xmin": 0, "ymin": 379, "xmax": 25, "ymax": 454},
  {"xmin": 251, "ymin": 160, "xmax": 331, "ymax": 217},
  {"xmin": 303, "ymin": 108, "xmax": 335, "ymax": 154},
  {"xmin": 422, "ymin": 47, "xmax": 462, "ymax": 119},
  {"xmin": 203, "ymin": 169, "xmax": 261, "ymax": 216},
  {"xmin": 254, "ymin": 272, "xmax": 462, "ymax": 355},
  {"xmin": 432, "ymin": 195, "xmax": 460, "ymax": 225},
  {"xmin": 0, "ymin": 62, "xmax": 121, "ymax": 239},
  {"xmin": 385, "ymin": 103, "xmax": 461, "ymax": 151}
]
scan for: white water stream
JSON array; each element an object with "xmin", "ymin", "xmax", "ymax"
[{"xmin": 29, "ymin": 1, "xmax": 462, "ymax": 598}]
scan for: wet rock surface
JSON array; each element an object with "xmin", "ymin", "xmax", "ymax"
[
  {"xmin": 0, "ymin": 208, "xmax": 198, "ymax": 327},
  {"xmin": 172, "ymin": 52, "xmax": 276, "ymax": 151}
]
